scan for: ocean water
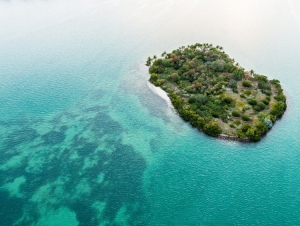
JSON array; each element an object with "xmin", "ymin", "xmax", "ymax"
[{"xmin": 1, "ymin": 0, "xmax": 300, "ymax": 225}]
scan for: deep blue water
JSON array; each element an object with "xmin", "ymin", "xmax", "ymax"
[{"xmin": 1, "ymin": 0, "xmax": 300, "ymax": 225}]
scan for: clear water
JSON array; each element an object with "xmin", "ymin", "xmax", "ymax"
[{"xmin": 1, "ymin": 0, "xmax": 300, "ymax": 225}]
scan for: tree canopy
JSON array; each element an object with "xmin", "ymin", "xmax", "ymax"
[{"xmin": 146, "ymin": 43, "xmax": 286, "ymax": 142}]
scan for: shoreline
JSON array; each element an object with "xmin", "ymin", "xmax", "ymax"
[
  {"xmin": 147, "ymin": 79, "xmax": 252, "ymax": 142},
  {"xmin": 147, "ymin": 80, "xmax": 173, "ymax": 108},
  {"xmin": 218, "ymin": 134, "xmax": 250, "ymax": 142},
  {"xmin": 147, "ymin": 79, "xmax": 251, "ymax": 142}
]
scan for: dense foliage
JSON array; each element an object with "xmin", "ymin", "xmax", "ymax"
[
  {"xmin": 203, "ymin": 121, "xmax": 222, "ymax": 137},
  {"xmin": 147, "ymin": 43, "xmax": 287, "ymax": 141}
]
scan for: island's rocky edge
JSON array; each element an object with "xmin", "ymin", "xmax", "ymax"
[{"xmin": 146, "ymin": 43, "xmax": 287, "ymax": 142}]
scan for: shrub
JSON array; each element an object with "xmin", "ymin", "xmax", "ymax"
[
  {"xmin": 221, "ymin": 117, "xmax": 228, "ymax": 123},
  {"xmin": 230, "ymin": 123, "xmax": 235, "ymax": 128},
  {"xmin": 276, "ymin": 84, "xmax": 282, "ymax": 90},
  {"xmin": 164, "ymin": 68, "xmax": 172, "ymax": 74},
  {"xmin": 255, "ymin": 121, "xmax": 268, "ymax": 134},
  {"xmin": 229, "ymin": 79, "xmax": 237, "ymax": 89},
  {"xmin": 262, "ymin": 99, "xmax": 269, "ymax": 105},
  {"xmin": 236, "ymin": 130, "xmax": 247, "ymax": 138},
  {"xmin": 243, "ymin": 90, "xmax": 252, "ymax": 96},
  {"xmin": 257, "ymin": 112, "xmax": 267, "ymax": 121},
  {"xmin": 149, "ymin": 65, "xmax": 164, "ymax": 74},
  {"xmin": 211, "ymin": 111, "xmax": 219, "ymax": 118},
  {"xmin": 257, "ymin": 102, "xmax": 266, "ymax": 110},
  {"xmin": 242, "ymin": 106, "xmax": 251, "ymax": 112},
  {"xmin": 240, "ymin": 94, "xmax": 246, "ymax": 98},
  {"xmin": 203, "ymin": 121, "xmax": 222, "ymax": 137},
  {"xmin": 169, "ymin": 93, "xmax": 184, "ymax": 109},
  {"xmin": 253, "ymin": 105, "xmax": 261, "ymax": 111},
  {"xmin": 189, "ymin": 94, "xmax": 208, "ymax": 104},
  {"xmin": 233, "ymin": 69, "xmax": 244, "ymax": 81},
  {"xmin": 258, "ymin": 81, "xmax": 271, "ymax": 90},
  {"xmin": 241, "ymin": 124, "xmax": 251, "ymax": 133},
  {"xmin": 154, "ymin": 79, "xmax": 165, "ymax": 86},
  {"xmin": 210, "ymin": 59, "xmax": 226, "ymax": 72},
  {"xmin": 242, "ymin": 81, "xmax": 251, "ymax": 87},
  {"xmin": 247, "ymin": 99, "xmax": 257, "ymax": 105},
  {"xmin": 178, "ymin": 65, "xmax": 190, "ymax": 75},
  {"xmin": 266, "ymin": 114, "xmax": 276, "ymax": 123},
  {"xmin": 246, "ymin": 128, "xmax": 261, "ymax": 141},
  {"xmin": 222, "ymin": 96, "xmax": 234, "ymax": 104},
  {"xmin": 265, "ymin": 96, "xmax": 271, "ymax": 101},
  {"xmin": 189, "ymin": 113, "xmax": 205, "ymax": 129},
  {"xmin": 263, "ymin": 90, "xmax": 272, "ymax": 96},
  {"xmin": 168, "ymin": 73, "xmax": 180, "ymax": 82},
  {"xmin": 274, "ymin": 93, "xmax": 286, "ymax": 102},
  {"xmin": 254, "ymin": 74, "xmax": 268, "ymax": 82},
  {"xmin": 271, "ymin": 101, "xmax": 286, "ymax": 117},
  {"xmin": 161, "ymin": 59, "xmax": 171, "ymax": 67},
  {"xmin": 150, "ymin": 73, "xmax": 158, "ymax": 82},
  {"xmin": 241, "ymin": 114, "xmax": 251, "ymax": 121},
  {"xmin": 214, "ymin": 100, "xmax": 221, "ymax": 105},
  {"xmin": 210, "ymin": 78, "xmax": 217, "ymax": 86},
  {"xmin": 179, "ymin": 109, "xmax": 192, "ymax": 121},
  {"xmin": 232, "ymin": 111, "xmax": 241, "ymax": 117},
  {"xmin": 271, "ymin": 79, "xmax": 280, "ymax": 84},
  {"xmin": 178, "ymin": 80, "xmax": 191, "ymax": 89},
  {"xmin": 233, "ymin": 120, "xmax": 241, "ymax": 125}
]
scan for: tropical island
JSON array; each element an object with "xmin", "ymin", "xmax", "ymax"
[{"xmin": 146, "ymin": 43, "xmax": 287, "ymax": 141}]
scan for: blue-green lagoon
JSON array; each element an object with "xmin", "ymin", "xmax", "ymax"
[{"xmin": 1, "ymin": 0, "xmax": 300, "ymax": 225}]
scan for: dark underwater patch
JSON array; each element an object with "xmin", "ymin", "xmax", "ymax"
[
  {"xmin": 76, "ymin": 142, "xmax": 98, "ymax": 157},
  {"xmin": 42, "ymin": 130, "xmax": 66, "ymax": 145},
  {"xmin": 60, "ymin": 125, "xmax": 68, "ymax": 133},
  {"xmin": 63, "ymin": 138, "xmax": 147, "ymax": 225},
  {"xmin": 3, "ymin": 127, "xmax": 39, "ymax": 149},
  {"xmin": 69, "ymin": 201, "xmax": 99, "ymax": 226},
  {"xmin": 100, "ymin": 143, "xmax": 147, "ymax": 222},
  {"xmin": 0, "ymin": 104, "xmax": 148, "ymax": 225},
  {"xmin": 0, "ymin": 190, "xmax": 24, "ymax": 226},
  {"xmin": 90, "ymin": 112, "xmax": 123, "ymax": 136}
]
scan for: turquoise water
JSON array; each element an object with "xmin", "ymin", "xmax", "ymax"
[{"xmin": 1, "ymin": 0, "xmax": 300, "ymax": 225}]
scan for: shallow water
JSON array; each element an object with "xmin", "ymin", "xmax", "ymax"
[{"xmin": 1, "ymin": 0, "xmax": 300, "ymax": 225}]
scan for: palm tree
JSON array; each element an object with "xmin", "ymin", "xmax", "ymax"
[
  {"xmin": 250, "ymin": 69, "xmax": 254, "ymax": 75},
  {"xmin": 153, "ymin": 55, "xmax": 157, "ymax": 61},
  {"xmin": 145, "ymin": 56, "xmax": 151, "ymax": 66}
]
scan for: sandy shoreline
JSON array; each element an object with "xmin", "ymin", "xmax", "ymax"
[
  {"xmin": 147, "ymin": 80, "xmax": 173, "ymax": 108},
  {"xmin": 147, "ymin": 80, "xmax": 252, "ymax": 142}
]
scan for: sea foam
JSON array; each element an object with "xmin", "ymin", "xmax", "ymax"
[{"xmin": 147, "ymin": 81, "xmax": 173, "ymax": 108}]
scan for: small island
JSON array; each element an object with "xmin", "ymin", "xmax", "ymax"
[{"xmin": 146, "ymin": 43, "xmax": 287, "ymax": 141}]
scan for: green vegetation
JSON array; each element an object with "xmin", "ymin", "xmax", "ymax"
[
  {"xmin": 203, "ymin": 121, "xmax": 222, "ymax": 137},
  {"xmin": 241, "ymin": 114, "xmax": 251, "ymax": 121},
  {"xmin": 146, "ymin": 43, "xmax": 287, "ymax": 141},
  {"xmin": 232, "ymin": 111, "xmax": 241, "ymax": 117},
  {"xmin": 242, "ymin": 81, "xmax": 251, "ymax": 87}
]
